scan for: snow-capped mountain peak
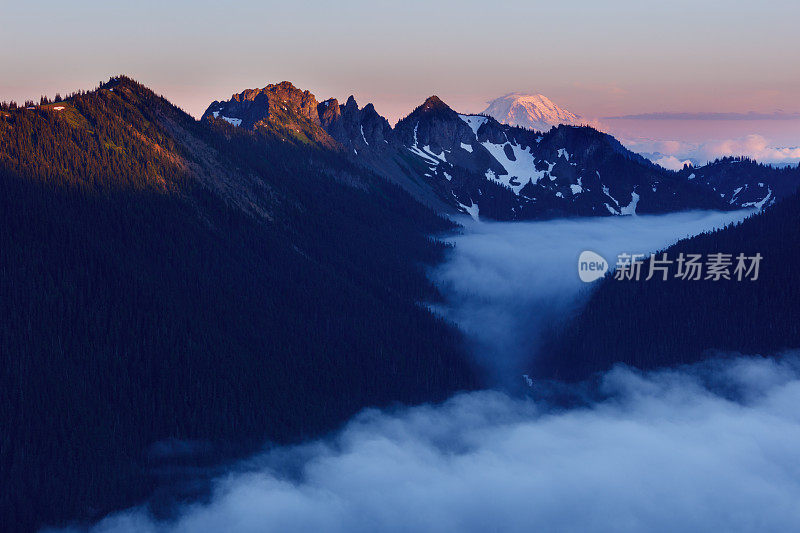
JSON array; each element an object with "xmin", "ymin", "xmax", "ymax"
[{"xmin": 482, "ymin": 93, "xmax": 583, "ymax": 131}]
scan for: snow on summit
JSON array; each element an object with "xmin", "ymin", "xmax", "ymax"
[{"xmin": 482, "ymin": 93, "xmax": 583, "ymax": 132}]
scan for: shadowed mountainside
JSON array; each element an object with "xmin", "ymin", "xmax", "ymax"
[
  {"xmin": 536, "ymin": 190, "xmax": 800, "ymax": 382},
  {"xmin": 0, "ymin": 76, "xmax": 478, "ymax": 531}
]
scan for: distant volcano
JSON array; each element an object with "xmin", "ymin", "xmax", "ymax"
[{"xmin": 482, "ymin": 93, "xmax": 583, "ymax": 131}]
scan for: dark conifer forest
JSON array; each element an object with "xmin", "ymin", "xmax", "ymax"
[
  {"xmin": 0, "ymin": 78, "xmax": 478, "ymax": 531},
  {"xmin": 537, "ymin": 190, "xmax": 800, "ymax": 381}
]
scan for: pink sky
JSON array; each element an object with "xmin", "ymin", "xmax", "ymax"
[{"xmin": 3, "ymin": 0, "xmax": 798, "ymax": 165}]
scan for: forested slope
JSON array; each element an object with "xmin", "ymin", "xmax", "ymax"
[
  {"xmin": 0, "ymin": 77, "xmax": 478, "ymax": 531},
  {"xmin": 538, "ymin": 194, "xmax": 800, "ymax": 381}
]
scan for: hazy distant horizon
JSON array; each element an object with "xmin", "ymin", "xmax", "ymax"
[
  {"xmin": 4, "ymin": 72, "xmax": 799, "ymax": 168},
  {"xmin": 4, "ymin": 0, "xmax": 798, "ymax": 116},
  {"xmin": 7, "ymin": 73, "xmax": 798, "ymax": 128},
  {"xmin": 3, "ymin": 0, "xmax": 798, "ymax": 166}
]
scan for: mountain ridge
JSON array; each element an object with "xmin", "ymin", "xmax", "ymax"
[{"xmin": 201, "ymin": 83, "xmax": 797, "ymax": 220}]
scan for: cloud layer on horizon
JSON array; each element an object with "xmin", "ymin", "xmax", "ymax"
[
  {"xmin": 626, "ymin": 134, "xmax": 800, "ymax": 169},
  {"xmin": 606, "ymin": 111, "xmax": 800, "ymax": 121}
]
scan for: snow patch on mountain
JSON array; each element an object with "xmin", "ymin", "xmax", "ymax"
[
  {"xmin": 458, "ymin": 201, "xmax": 480, "ymax": 221},
  {"xmin": 741, "ymin": 189, "xmax": 773, "ymax": 210},
  {"xmin": 459, "ymin": 114, "xmax": 488, "ymax": 136},
  {"xmin": 408, "ymin": 122, "xmax": 446, "ymax": 165},
  {"xmin": 480, "ymin": 140, "xmax": 546, "ymax": 194},
  {"xmin": 620, "ymin": 192, "xmax": 640, "ymax": 215},
  {"xmin": 221, "ymin": 116, "xmax": 242, "ymax": 127}
]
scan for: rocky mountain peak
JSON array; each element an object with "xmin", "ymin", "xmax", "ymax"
[
  {"xmin": 202, "ymin": 81, "xmax": 322, "ymax": 129},
  {"xmin": 318, "ymin": 98, "xmax": 341, "ymax": 126},
  {"xmin": 316, "ymin": 94, "xmax": 393, "ymax": 150},
  {"xmin": 396, "ymin": 95, "xmax": 460, "ymax": 127},
  {"xmin": 344, "ymin": 95, "xmax": 358, "ymax": 109},
  {"xmin": 420, "ymin": 95, "xmax": 450, "ymax": 112}
]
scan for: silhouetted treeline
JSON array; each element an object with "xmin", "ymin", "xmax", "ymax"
[{"xmin": 537, "ymin": 191, "xmax": 800, "ymax": 381}]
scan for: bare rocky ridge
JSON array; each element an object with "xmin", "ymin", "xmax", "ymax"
[
  {"xmin": 318, "ymin": 95, "xmax": 394, "ymax": 150},
  {"xmin": 202, "ymin": 82, "xmax": 335, "ymax": 147}
]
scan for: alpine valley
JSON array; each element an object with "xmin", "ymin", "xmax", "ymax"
[{"xmin": 2, "ymin": 76, "xmax": 800, "ymax": 532}]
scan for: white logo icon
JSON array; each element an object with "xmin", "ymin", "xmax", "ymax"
[{"xmin": 578, "ymin": 250, "xmax": 608, "ymax": 282}]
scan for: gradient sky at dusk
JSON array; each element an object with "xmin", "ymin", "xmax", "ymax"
[{"xmin": 3, "ymin": 0, "xmax": 799, "ymax": 163}]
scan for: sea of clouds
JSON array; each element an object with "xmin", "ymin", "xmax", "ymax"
[{"xmin": 67, "ymin": 354, "xmax": 800, "ymax": 533}]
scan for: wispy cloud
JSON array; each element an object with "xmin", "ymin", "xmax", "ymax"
[
  {"xmin": 651, "ymin": 155, "xmax": 694, "ymax": 171},
  {"xmin": 607, "ymin": 111, "xmax": 800, "ymax": 121}
]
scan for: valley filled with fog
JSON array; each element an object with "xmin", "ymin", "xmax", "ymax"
[
  {"xmin": 70, "ymin": 210, "xmax": 800, "ymax": 533},
  {"xmin": 75, "ymin": 356, "xmax": 800, "ymax": 533},
  {"xmin": 430, "ymin": 211, "xmax": 751, "ymax": 385}
]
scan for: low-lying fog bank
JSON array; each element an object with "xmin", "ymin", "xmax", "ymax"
[
  {"xmin": 65, "ymin": 354, "xmax": 800, "ymax": 533},
  {"xmin": 429, "ymin": 210, "xmax": 752, "ymax": 385}
]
